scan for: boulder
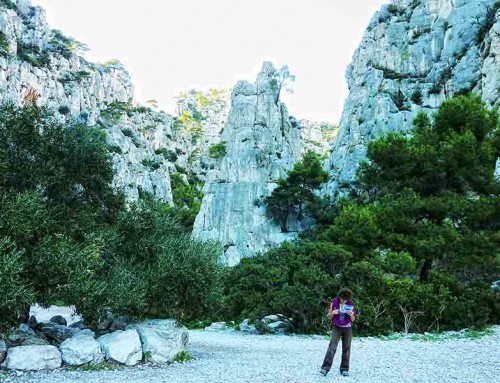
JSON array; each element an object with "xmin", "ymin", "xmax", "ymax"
[
  {"xmin": 27, "ymin": 315, "xmax": 38, "ymax": 330},
  {"xmin": 21, "ymin": 338, "xmax": 49, "ymax": 346},
  {"xmin": 97, "ymin": 329, "xmax": 142, "ymax": 366},
  {"xmin": 97, "ymin": 312, "xmax": 115, "ymax": 333},
  {"xmin": 109, "ymin": 316, "xmax": 130, "ymax": 332},
  {"xmin": 19, "ymin": 324, "xmax": 36, "ymax": 336},
  {"xmin": 0, "ymin": 340, "xmax": 7, "ymax": 363},
  {"xmin": 135, "ymin": 319, "xmax": 189, "ymax": 364},
  {"xmin": 69, "ymin": 321, "xmax": 86, "ymax": 330},
  {"xmin": 205, "ymin": 322, "xmax": 227, "ymax": 331},
  {"xmin": 268, "ymin": 321, "xmax": 289, "ymax": 333},
  {"xmin": 256, "ymin": 314, "xmax": 293, "ymax": 334},
  {"xmin": 239, "ymin": 319, "xmax": 258, "ymax": 334},
  {"xmin": 1, "ymin": 345, "xmax": 61, "ymax": 371},
  {"xmin": 60, "ymin": 335, "xmax": 104, "ymax": 366},
  {"xmin": 72, "ymin": 329, "xmax": 96, "ymax": 338},
  {"xmin": 41, "ymin": 323, "xmax": 76, "ymax": 344},
  {"xmin": 50, "ymin": 315, "xmax": 68, "ymax": 326},
  {"xmin": 6, "ymin": 327, "xmax": 39, "ymax": 347}
]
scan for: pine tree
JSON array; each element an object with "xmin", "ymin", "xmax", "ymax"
[
  {"xmin": 358, "ymin": 95, "xmax": 500, "ymax": 281},
  {"xmin": 265, "ymin": 151, "xmax": 328, "ymax": 231}
]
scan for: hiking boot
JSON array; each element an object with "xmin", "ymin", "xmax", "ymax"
[
  {"xmin": 340, "ymin": 370, "xmax": 349, "ymax": 377},
  {"xmin": 319, "ymin": 368, "xmax": 328, "ymax": 376}
]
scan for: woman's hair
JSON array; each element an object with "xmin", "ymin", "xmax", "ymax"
[{"xmin": 338, "ymin": 288, "xmax": 353, "ymax": 301}]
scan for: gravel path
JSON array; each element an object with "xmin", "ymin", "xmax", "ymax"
[{"xmin": 7, "ymin": 327, "xmax": 500, "ymax": 383}]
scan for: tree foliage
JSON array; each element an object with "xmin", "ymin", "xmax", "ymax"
[
  {"xmin": 357, "ymin": 94, "xmax": 500, "ymax": 281},
  {"xmin": 209, "ymin": 141, "xmax": 227, "ymax": 159},
  {"xmin": 265, "ymin": 151, "xmax": 328, "ymax": 231},
  {"xmin": 225, "ymin": 95, "xmax": 500, "ymax": 335},
  {"xmin": 0, "ymin": 103, "xmax": 222, "ymax": 328},
  {"xmin": 270, "ymin": 65, "xmax": 296, "ymax": 102}
]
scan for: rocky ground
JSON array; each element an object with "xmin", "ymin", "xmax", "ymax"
[{"xmin": 4, "ymin": 326, "xmax": 499, "ymax": 383}]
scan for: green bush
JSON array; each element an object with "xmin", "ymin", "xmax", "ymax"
[
  {"xmin": 209, "ymin": 142, "xmax": 227, "ymax": 159},
  {"xmin": 108, "ymin": 145, "xmax": 122, "ymax": 154},
  {"xmin": 411, "ymin": 89, "xmax": 423, "ymax": 105},
  {"xmin": 101, "ymin": 101, "xmax": 130, "ymax": 122},
  {"xmin": 387, "ymin": 2, "xmax": 403, "ymax": 15},
  {"xmin": 17, "ymin": 41, "xmax": 51, "ymax": 67},
  {"xmin": 0, "ymin": 31, "xmax": 10, "ymax": 57},
  {"xmin": 166, "ymin": 172, "xmax": 204, "ymax": 230},
  {"xmin": 429, "ymin": 83, "xmax": 442, "ymax": 94},
  {"xmin": 155, "ymin": 148, "xmax": 178, "ymax": 162},
  {"xmin": 173, "ymin": 351, "xmax": 194, "ymax": 363},
  {"xmin": 59, "ymin": 71, "xmax": 91, "ymax": 85},
  {"xmin": 0, "ymin": 103, "xmax": 223, "ymax": 328},
  {"xmin": 49, "ymin": 30, "xmax": 88, "ymax": 58},
  {"xmin": 0, "ymin": 238, "xmax": 34, "ymax": 328},
  {"xmin": 224, "ymin": 241, "xmax": 352, "ymax": 333},
  {"xmin": 58, "ymin": 105, "xmax": 71, "ymax": 115},
  {"xmin": 142, "ymin": 158, "xmax": 161, "ymax": 171},
  {"xmin": 391, "ymin": 89, "xmax": 407, "ymax": 110},
  {"xmin": 113, "ymin": 200, "xmax": 223, "ymax": 320},
  {"xmin": 0, "ymin": 0, "xmax": 17, "ymax": 11},
  {"xmin": 0, "ymin": 103, "xmax": 123, "ymax": 325},
  {"xmin": 372, "ymin": 64, "xmax": 406, "ymax": 80},
  {"xmin": 376, "ymin": 251, "xmax": 416, "ymax": 275}
]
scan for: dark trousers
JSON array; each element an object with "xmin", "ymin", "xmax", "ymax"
[{"xmin": 321, "ymin": 325, "xmax": 353, "ymax": 372}]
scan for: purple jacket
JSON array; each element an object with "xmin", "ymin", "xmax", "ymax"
[{"xmin": 331, "ymin": 296, "xmax": 357, "ymax": 327}]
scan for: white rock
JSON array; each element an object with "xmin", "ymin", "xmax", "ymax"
[
  {"xmin": 1, "ymin": 345, "xmax": 61, "ymax": 371},
  {"xmin": 205, "ymin": 322, "xmax": 227, "ymax": 331},
  {"xmin": 59, "ymin": 335, "xmax": 104, "ymax": 366},
  {"xmin": 193, "ymin": 62, "xmax": 329, "ymax": 264},
  {"xmin": 97, "ymin": 330, "xmax": 142, "ymax": 366},
  {"xmin": 135, "ymin": 319, "xmax": 189, "ymax": 364},
  {"xmin": 72, "ymin": 329, "xmax": 96, "ymax": 338},
  {"xmin": 239, "ymin": 319, "xmax": 258, "ymax": 334}
]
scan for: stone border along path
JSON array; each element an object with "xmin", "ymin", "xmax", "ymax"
[{"xmin": 7, "ymin": 327, "xmax": 500, "ymax": 383}]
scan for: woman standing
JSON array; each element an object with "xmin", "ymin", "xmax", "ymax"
[{"xmin": 320, "ymin": 288, "xmax": 357, "ymax": 377}]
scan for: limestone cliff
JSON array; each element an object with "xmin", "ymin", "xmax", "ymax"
[
  {"xmin": 172, "ymin": 89, "xmax": 232, "ymax": 181},
  {"xmin": 192, "ymin": 62, "xmax": 328, "ymax": 265},
  {"xmin": 0, "ymin": 1, "xmax": 332, "ymax": 261},
  {"xmin": 0, "ymin": 0, "xmax": 175, "ymax": 202},
  {"xmin": 325, "ymin": 0, "xmax": 500, "ymax": 196}
]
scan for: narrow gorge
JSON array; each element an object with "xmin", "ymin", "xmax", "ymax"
[{"xmin": 1, "ymin": 0, "xmax": 499, "ymax": 263}]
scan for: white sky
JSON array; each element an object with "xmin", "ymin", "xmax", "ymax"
[{"xmin": 31, "ymin": 0, "xmax": 388, "ymax": 122}]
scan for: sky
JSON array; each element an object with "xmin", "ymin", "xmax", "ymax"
[{"xmin": 31, "ymin": 0, "xmax": 389, "ymax": 123}]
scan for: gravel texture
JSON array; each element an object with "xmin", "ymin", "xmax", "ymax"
[{"xmin": 4, "ymin": 327, "xmax": 500, "ymax": 383}]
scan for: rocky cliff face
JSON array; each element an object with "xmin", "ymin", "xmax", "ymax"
[
  {"xmin": 0, "ymin": 1, "xmax": 332, "ymax": 262},
  {"xmin": 0, "ymin": 0, "xmax": 177, "ymax": 202},
  {"xmin": 172, "ymin": 89, "xmax": 232, "ymax": 181},
  {"xmin": 0, "ymin": 0, "xmax": 131, "ymax": 121},
  {"xmin": 99, "ymin": 105, "xmax": 176, "ymax": 202},
  {"xmin": 325, "ymin": 0, "xmax": 500, "ymax": 196},
  {"xmin": 192, "ymin": 62, "xmax": 328, "ymax": 265}
]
